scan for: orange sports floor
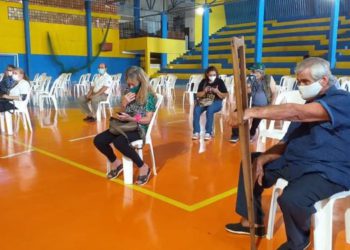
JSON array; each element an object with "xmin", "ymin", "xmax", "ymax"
[{"xmin": 0, "ymin": 89, "xmax": 349, "ymax": 250}]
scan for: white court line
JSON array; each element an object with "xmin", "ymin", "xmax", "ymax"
[
  {"xmin": 0, "ymin": 149, "xmax": 33, "ymax": 159},
  {"xmin": 166, "ymin": 119, "xmax": 187, "ymax": 125},
  {"xmin": 69, "ymin": 134, "xmax": 97, "ymax": 142}
]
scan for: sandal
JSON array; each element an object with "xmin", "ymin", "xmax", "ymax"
[
  {"xmin": 136, "ymin": 167, "xmax": 151, "ymax": 186},
  {"xmin": 107, "ymin": 164, "xmax": 123, "ymax": 179}
]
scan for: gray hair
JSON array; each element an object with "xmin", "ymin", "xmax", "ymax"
[{"xmin": 295, "ymin": 57, "xmax": 336, "ymax": 86}]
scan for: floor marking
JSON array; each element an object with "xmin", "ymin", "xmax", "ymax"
[
  {"xmin": 0, "ymin": 149, "xmax": 33, "ymax": 159},
  {"xmin": 166, "ymin": 120, "xmax": 187, "ymax": 125},
  {"xmin": 4, "ymin": 136, "xmax": 237, "ymax": 212},
  {"xmin": 69, "ymin": 134, "xmax": 97, "ymax": 142}
]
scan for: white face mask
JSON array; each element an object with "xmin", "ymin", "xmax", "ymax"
[
  {"xmin": 298, "ymin": 80, "xmax": 323, "ymax": 100},
  {"xmin": 98, "ymin": 68, "xmax": 105, "ymax": 75},
  {"xmin": 12, "ymin": 74, "xmax": 20, "ymax": 81},
  {"xmin": 208, "ymin": 76, "xmax": 216, "ymax": 82}
]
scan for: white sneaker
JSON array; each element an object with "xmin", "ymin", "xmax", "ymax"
[
  {"xmin": 192, "ymin": 133, "xmax": 199, "ymax": 140},
  {"xmin": 204, "ymin": 133, "xmax": 212, "ymax": 140}
]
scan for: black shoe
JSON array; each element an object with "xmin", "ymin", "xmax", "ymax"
[
  {"xmin": 225, "ymin": 223, "xmax": 266, "ymax": 237},
  {"xmin": 107, "ymin": 164, "xmax": 123, "ymax": 179},
  {"xmin": 229, "ymin": 136, "xmax": 239, "ymax": 143},
  {"xmin": 83, "ymin": 116, "xmax": 93, "ymax": 121},
  {"xmin": 86, "ymin": 117, "xmax": 96, "ymax": 122},
  {"xmin": 277, "ymin": 241, "xmax": 310, "ymax": 250},
  {"xmin": 136, "ymin": 167, "xmax": 151, "ymax": 186}
]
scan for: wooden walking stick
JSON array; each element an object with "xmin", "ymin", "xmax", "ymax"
[{"xmin": 231, "ymin": 36, "xmax": 256, "ymax": 250}]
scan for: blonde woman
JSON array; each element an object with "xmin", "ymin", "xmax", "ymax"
[{"xmin": 94, "ymin": 66, "xmax": 157, "ymax": 185}]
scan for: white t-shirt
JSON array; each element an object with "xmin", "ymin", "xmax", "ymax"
[
  {"xmin": 9, "ymin": 79, "xmax": 31, "ymax": 108},
  {"xmin": 92, "ymin": 73, "xmax": 112, "ymax": 94}
]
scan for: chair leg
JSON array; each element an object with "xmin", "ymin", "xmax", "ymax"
[
  {"xmin": 25, "ymin": 111, "xmax": 32, "ymax": 132},
  {"xmin": 314, "ymin": 199, "xmax": 335, "ymax": 250},
  {"xmin": 122, "ymin": 156, "xmax": 134, "ymax": 184},
  {"xmin": 96, "ymin": 104, "xmax": 102, "ymax": 121},
  {"xmin": 148, "ymin": 141, "xmax": 157, "ymax": 175},
  {"xmin": 0, "ymin": 113, "xmax": 5, "ymax": 133},
  {"xmin": 267, "ymin": 186, "xmax": 280, "ymax": 239},
  {"xmin": 267, "ymin": 178, "xmax": 288, "ymax": 240},
  {"xmin": 345, "ymin": 208, "xmax": 350, "ymax": 244},
  {"xmin": 5, "ymin": 111, "xmax": 13, "ymax": 135}
]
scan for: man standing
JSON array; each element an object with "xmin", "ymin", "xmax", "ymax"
[
  {"xmin": 225, "ymin": 57, "xmax": 350, "ymax": 250},
  {"xmin": 78, "ymin": 63, "xmax": 112, "ymax": 122},
  {"xmin": 230, "ymin": 63, "xmax": 277, "ymax": 142}
]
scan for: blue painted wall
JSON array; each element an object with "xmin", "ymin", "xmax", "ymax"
[
  {"xmin": 225, "ymin": 0, "xmax": 350, "ymax": 24},
  {"xmin": 0, "ymin": 54, "xmax": 139, "ymax": 83}
]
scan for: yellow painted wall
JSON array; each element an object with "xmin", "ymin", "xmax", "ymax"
[
  {"xmin": 194, "ymin": 0, "xmax": 227, "ymax": 46},
  {"xmin": 120, "ymin": 37, "xmax": 186, "ymax": 75},
  {"xmin": 0, "ymin": 1, "xmax": 132, "ymax": 58}
]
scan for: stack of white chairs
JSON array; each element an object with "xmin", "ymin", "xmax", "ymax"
[
  {"xmin": 339, "ymin": 76, "xmax": 350, "ymax": 92},
  {"xmin": 106, "ymin": 94, "xmax": 164, "ymax": 184},
  {"xmin": 150, "ymin": 77, "xmax": 161, "ymax": 93},
  {"xmin": 164, "ymin": 74, "xmax": 177, "ymax": 97},
  {"xmin": 73, "ymin": 73, "xmax": 91, "ymax": 97},
  {"xmin": 31, "ymin": 73, "xmax": 47, "ymax": 91},
  {"xmin": 278, "ymin": 75, "xmax": 297, "ymax": 94},
  {"xmin": 38, "ymin": 76, "xmax": 61, "ymax": 110},
  {"xmin": 55, "ymin": 73, "xmax": 70, "ymax": 97},
  {"xmin": 182, "ymin": 74, "xmax": 203, "ymax": 110},
  {"xmin": 110, "ymin": 73, "xmax": 122, "ymax": 95}
]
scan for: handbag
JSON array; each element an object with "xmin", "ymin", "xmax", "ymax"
[
  {"xmin": 108, "ymin": 117, "xmax": 145, "ymax": 147},
  {"xmin": 198, "ymin": 97, "xmax": 214, "ymax": 107},
  {"xmin": 0, "ymin": 98, "xmax": 16, "ymax": 113}
]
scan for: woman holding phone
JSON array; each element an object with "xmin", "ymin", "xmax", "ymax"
[{"xmin": 93, "ymin": 66, "xmax": 157, "ymax": 185}]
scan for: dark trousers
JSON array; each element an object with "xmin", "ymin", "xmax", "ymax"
[
  {"xmin": 232, "ymin": 118, "xmax": 262, "ymax": 137},
  {"xmin": 235, "ymin": 153, "xmax": 346, "ymax": 250},
  {"xmin": 93, "ymin": 130, "xmax": 144, "ymax": 168}
]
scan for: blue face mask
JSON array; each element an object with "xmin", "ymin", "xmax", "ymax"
[
  {"xmin": 129, "ymin": 84, "xmax": 140, "ymax": 93},
  {"xmin": 98, "ymin": 68, "xmax": 105, "ymax": 75}
]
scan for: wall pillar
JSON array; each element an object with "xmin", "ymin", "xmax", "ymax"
[
  {"xmin": 22, "ymin": 0, "xmax": 31, "ymax": 77},
  {"xmin": 134, "ymin": 0, "xmax": 141, "ymax": 34},
  {"xmin": 254, "ymin": 0, "xmax": 265, "ymax": 63},
  {"xmin": 328, "ymin": 0, "xmax": 340, "ymax": 69},
  {"xmin": 161, "ymin": 12, "xmax": 168, "ymax": 69},
  {"xmin": 85, "ymin": 0, "xmax": 93, "ymax": 73},
  {"xmin": 201, "ymin": 5, "xmax": 209, "ymax": 69}
]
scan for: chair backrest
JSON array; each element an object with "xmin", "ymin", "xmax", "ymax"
[
  {"xmin": 166, "ymin": 74, "xmax": 177, "ymax": 89},
  {"xmin": 224, "ymin": 75, "xmax": 234, "ymax": 94},
  {"xmin": 191, "ymin": 75, "xmax": 203, "ymax": 93},
  {"xmin": 150, "ymin": 77, "xmax": 161, "ymax": 92},
  {"xmin": 279, "ymin": 76, "xmax": 297, "ymax": 93},
  {"xmin": 145, "ymin": 93, "xmax": 163, "ymax": 141},
  {"xmin": 340, "ymin": 80, "xmax": 350, "ymax": 92},
  {"xmin": 49, "ymin": 76, "xmax": 62, "ymax": 96},
  {"xmin": 0, "ymin": 73, "xmax": 3, "ymax": 81},
  {"xmin": 219, "ymin": 74, "xmax": 227, "ymax": 82},
  {"xmin": 261, "ymin": 90, "xmax": 305, "ymax": 138}
]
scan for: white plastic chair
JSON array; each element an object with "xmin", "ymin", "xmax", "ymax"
[
  {"xmin": 38, "ymin": 76, "xmax": 60, "ymax": 110},
  {"xmin": 107, "ymin": 94, "xmax": 163, "ymax": 184},
  {"xmin": 150, "ymin": 77, "xmax": 161, "ymax": 93},
  {"xmin": 340, "ymin": 80, "xmax": 350, "ymax": 92},
  {"xmin": 0, "ymin": 73, "xmax": 4, "ymax": 81},
  {"xmin": 14, "ymin": 89, "xmax": 32, "ymax": 132},
  {"xmin": 278, "ymin": 76, "xmax": 297, "ymax": 94},
  {"xmin": 96, "ymin": 89, "xmax": 113, "ymax": 121},
  {"xmin": 165, "ymin": 74, "xmax": 177, "ymax": 97},
  {"xmin": 267, "ymin": 178, "xmax": 350, "ymax": 250},
  {"xmin": 256, "ymin": 91, "xmax": 305, "ymax": 152},
  {"xmin": 0, "ymin": 111, "xmax": 14, "ymax": 135},
  {"xmin": 182, "ymin": 74, "xmax": 203, "ymax": 110}
]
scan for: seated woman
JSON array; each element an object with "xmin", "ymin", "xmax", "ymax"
[
  {"xmin": 0, "ymin": 67, "xmax": 31, "ymax": 110},
  {"xmin": 94, "ymin": 66, "xmax": 157, "ymax": 186},
  {"xmin": 192, "ymin": 66, "xmax": 228, "ymax": 140}
]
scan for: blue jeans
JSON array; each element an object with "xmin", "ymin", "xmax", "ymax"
[{"xmin": 193, "ymin": 100, "xmax": 222, "ymax": 134}]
